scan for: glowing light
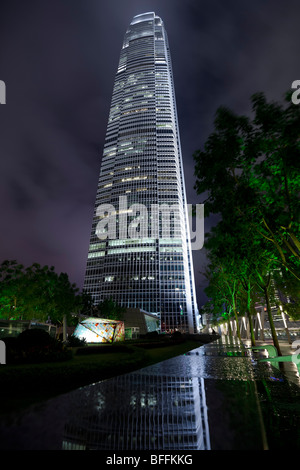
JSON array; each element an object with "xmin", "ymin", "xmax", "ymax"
[
  {"xmin": 73, "ymin": 317, "xmax": 124, "ymax": 343},
  {"xmin": 257, "ymin": 312, "xmax": 262, "ymax": 329},
  {"xmin": 279, "ymin": 305, "xmax": 288, "ymax": 328}
]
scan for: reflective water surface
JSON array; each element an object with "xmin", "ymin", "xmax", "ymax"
[{"xmin": 0, "ymin": 336, "xmax": 299, "ymax": 450}]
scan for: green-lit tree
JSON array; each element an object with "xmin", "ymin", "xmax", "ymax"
[
  {"xmin": 203, "ymin": 207, "xmax": 283, "ymax": 352},
  {"xmin": 194, "ymin": 91, "xmax": 300, "ymax": 354},
  {"xmin": 238, "ymin": 277, "xmax": 258, "ymax": 347},
  {"xmin": 272, "ymin": 268, "xmax": 300, "ymax": 320},
  {"xmin": 199, "ymin": 299, "xmax": 221, "ymax": 329},
  {"xmin": 0, "ymin": 260, "xmax": 28, "ymax": 319},
  {"xmin": 0, "ymin": 260, "xmax": 81, "ymax": 327},
  {"xmin": 94, "ymin": 297, "xmax": 126, "ymax": 321},
  {"xmin": 194, "ymin": 91, "xmax": 300, "ymax": 281},
  {"xmin": 77, "ymin": 291, "xmax": 95, "ymax": 317}
]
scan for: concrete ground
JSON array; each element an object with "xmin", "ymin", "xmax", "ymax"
[{"xmin": 202, "ymin": 336, "xmax": 300, "ymax": 450}]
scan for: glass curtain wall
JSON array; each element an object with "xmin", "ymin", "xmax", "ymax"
[{"xmin": 84, "ymin": 12, "xmax": 201, "ymax": 333}]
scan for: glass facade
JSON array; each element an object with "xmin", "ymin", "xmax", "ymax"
[
  {"xmin": 84, "ymin": 12, "xmax": 201, "ymax": 333},
  {"xmin": 62, "ymin": 372, "xmax": 210, "ymax": 450}
]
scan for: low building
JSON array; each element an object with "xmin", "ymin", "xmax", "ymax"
[
  {"xmin": 73, "ymin": 318, "xmax": 124, "ymax": 344},
  {"xmin": 123, "ymin": 308, "xmax": 160, "ymax": 339},
  {"xmin": 73, "ymin": 308, "xmax": 160, "ymax": 343}
]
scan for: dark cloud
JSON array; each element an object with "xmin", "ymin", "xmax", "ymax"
[{"xmin": 0, "ymin": 0, "xmax": 299, "ymax": 306}]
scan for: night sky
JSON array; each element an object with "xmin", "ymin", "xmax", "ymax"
[{"xmin": 0, "ymin": 0, "xmax": 299, "ymax": 307}]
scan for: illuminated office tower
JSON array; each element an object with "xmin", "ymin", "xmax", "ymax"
[
  {"xmin": 62, "ymin": 371, "xmax": 211, "ymax": 450},
  {"xmin": 84, "ymin": 12, "xmax": 201, "ymax": 333}
]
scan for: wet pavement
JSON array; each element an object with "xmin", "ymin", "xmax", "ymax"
[{"xmin": 0, "ymin": 335, "xmax": 299, "ymax": 450}]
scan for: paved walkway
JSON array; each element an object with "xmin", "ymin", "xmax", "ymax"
[{"xmin": 200, "ymin": 336, "xmax": 300, "ymax": 449}]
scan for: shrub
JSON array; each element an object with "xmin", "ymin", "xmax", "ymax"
[
  {"xmin": 144, "ymin": 331, "xmax": 159, "ymax": 340},
  {"xmin": 4, "ymin": 328, "xmax": 73, "ymax": 364},
  {"xmin": 18, "ymin": 328, "xmax": 53, "ymax": 350},
  {"xmin": 67, "ymin": 335, "xmax": 87, "ymax": 348},
  {"xmin": 171, "ymin": 331, "xmax": 183, "ymax": 339}
]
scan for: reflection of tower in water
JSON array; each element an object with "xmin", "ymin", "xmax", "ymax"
[
  {"xmin": 83, "ymin": 11, "xmax": 201, "ymax": 334},
  {"xmin": 62, "ymin": 372, "xmax": 210, "ymax": 450}
]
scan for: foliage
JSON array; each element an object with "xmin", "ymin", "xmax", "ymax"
[
  {"xmin": 77, "ymin": 291, "xmax": 95, "ymax": 316},
  {"xmin": 194, "ymin": 91, "xmax": 300, "ymax": 350},
  {"xmin": 171, "ymin": 330, "xmax": 183, "ymax": 339},
  {"xmin": 0, "ymin": 260, "xmax": 81, "ymax": 325},
  {"xmin": 144, "ymin": 330, "xmax": 159, "ymax": 339},
  {"xmin": 94, "ymin": 297, "xmax": 126, "ymax": 321},
  {"xmin": 199, "ymin": 299, "xmax": 219, "ymax": 324},
  {"xmin": 18, "ymin": 328, "xmax": 53, "ymax": 349},
  {"xmin": 67, "ymin": 335, "xmax": 87, "ymax": 348}
]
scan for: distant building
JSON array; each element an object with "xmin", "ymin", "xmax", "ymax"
[{"xmin": 123, "ymin": 308, "xmax": 159, "ymax": 338}]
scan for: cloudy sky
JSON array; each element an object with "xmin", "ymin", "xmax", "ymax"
[{"xmin": 0, "ymin": 0, "xmax": 299, "ymax": 306}]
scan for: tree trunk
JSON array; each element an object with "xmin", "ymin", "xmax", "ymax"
[
  {"xmin": 63, "ymin": 315, "xmax": 67, "ymax": 343},
  {"xmin": 247, "ymin": 309, "xmax": 256, "ymax": 346},
  {"xmin": 227, "ymin": 318, "xmax": 232, "ymax": 338},
  {"xmin": 263, "ymin": 287, "xmax": 282, "ymax": 356},
  {"xmin": 247, "ymin": 281, "xmax": 256, "ymax": 346},
  {"xmin": 233, "ymin": 309, "xmax": 243, "ymax": 344}
]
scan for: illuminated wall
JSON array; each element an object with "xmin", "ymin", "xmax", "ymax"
[{"xmin": 73, "ymin": 318, "xmax": 125, "ymax": 343}]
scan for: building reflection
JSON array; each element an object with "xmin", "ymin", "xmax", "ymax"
[{"xmin": 62, "ymin": 371, "xmax": 210, "ymax": 450}]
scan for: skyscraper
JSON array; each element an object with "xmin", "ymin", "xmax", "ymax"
[
  {"xmin": 84, "ymin": 12, "xmax": 201, "ymax": 334},
  {"xmin": 62, "ymin": 370, "xmax": 211, "ymax": 450}
]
